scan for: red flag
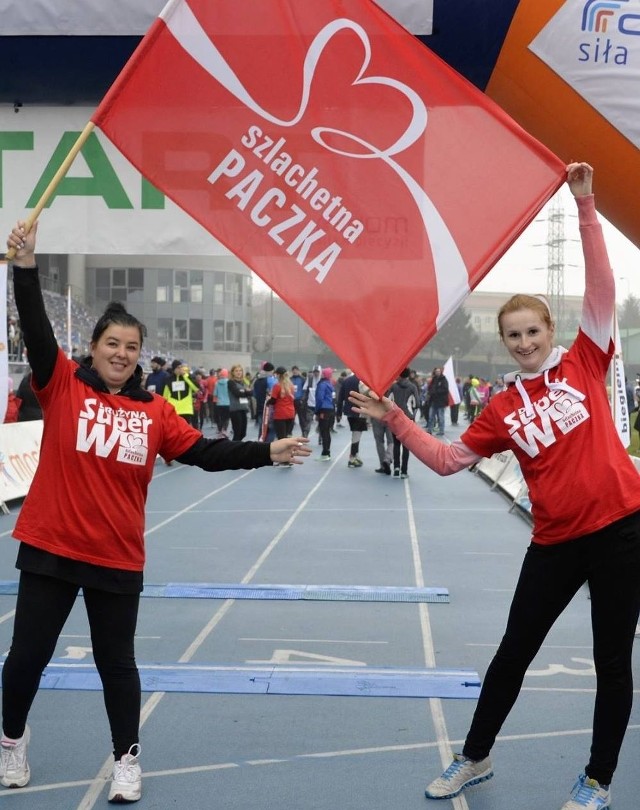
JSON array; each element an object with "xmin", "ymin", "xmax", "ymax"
[{"xmin": 92, "ymin": 0, "xmax": 565, "ymax": 394}]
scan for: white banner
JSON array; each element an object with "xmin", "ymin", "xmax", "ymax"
[
  {"xmin": 0, "ymin": 107, "xmax": 226, "ymax": 255},
  {"xmin": 530, "ymin": 0, "xmax": 640, "ymax": 150},
  {"xmin": 611, "ymin": 313, "xmax": 631, "ymax": 448},
  {"xmin": 0, "ymin": 420, "xmax": 43, "ymax": 504},
  {"xmin": 1, "ymin": 0, "xmax": 434, "ymax": 35}
]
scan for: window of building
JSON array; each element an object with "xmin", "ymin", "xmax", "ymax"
[
  {"xmin": 175, "ymin": 319, "xmax": 188, "ymax": 342},
  {"xmin": 173, "ymin": 271, "xmax": 189, "ymax": 304},
  {"xmin": 189, "ymin": 318, "xmax": 203, "ymax": 350},
  {"xmin": 223, "ymin": 321, "xmax": 242, "ymax": 351},
  {"xmin": 190, "ymin": 270, "xmax": 203, "ymax": 303},
  {"xmin": 226, "ymin": 273, "xmax": 243, "ymax": 306},
  {"xmin": 112, "ymin": 269, "xmax": 126, "ymax": 288},
  {"xmin": 157, "ymin": 269, "xmax": 171, "ymax": 303},
  {"xmin": 213, "ymin": 319, "xmax": 225, "ymax": 349},
  {"xmin": 128, "ymin": 268, "xmax": 144, "ymax": 292},
  {"xmin": 95, "ymin": 268, "xmax": 111, "ymax": 302},
  {"xmin": 158, "ymin": 317, "xmax": 172, "ymax": 344},
  {"xmin": 213, "ymin": 272, "xmax": 225, "ymax": 306}
]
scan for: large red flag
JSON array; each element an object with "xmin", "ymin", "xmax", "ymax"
[{"xmin": 92, "ymin": 0, "xmax": 565, "ymax": 394}]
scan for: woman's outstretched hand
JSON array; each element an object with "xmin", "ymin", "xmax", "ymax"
[
  {"xmin": 348, "ymin": 388, "xmax": 393, "ymax": 421},
  {"xmin": 566, "ymin": 162, "xmax": 593, "ymax": 198},
  {"xmin": 270, "ymin": 436, "xmax": 312, "ymax": 465}
]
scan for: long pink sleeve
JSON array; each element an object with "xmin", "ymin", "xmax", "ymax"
[
  {"xmin": 382, "ymin": 406, "xmax": 481, "ymax": 474},
  {"xmin": 577, "ymin": 195, "xmax": 615, "ymax": 352}
]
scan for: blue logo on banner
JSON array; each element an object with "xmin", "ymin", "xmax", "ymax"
[{"xmin": 579, "ymin": 0, "xmax": 639, "ymax": 63}]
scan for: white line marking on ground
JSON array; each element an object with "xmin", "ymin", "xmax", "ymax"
[
  {"xmin": 467, "ymin": 643, "xmax": 593, "ymax": 648},
  {"xmin": 403, "ymin": 480, "xmax": 470, "ymax": 810},
  {"xmin": 239, "ymin": 638, "xmax": 387, "ymax": 644},
  {"xmin": 18, "ymin": 726, "xmax": 638, "ymax": 799}
]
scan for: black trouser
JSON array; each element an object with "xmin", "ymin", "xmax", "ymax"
[
  {"xmin": 230, "ymin": 409, "xmax": 248, "ymax": 441},
  {"xmin": 216, "ymin": 405, "xmax": 230, "ymax": 433},
  {"xmin": 463, "ymin": 512, "xmax": 640, "ymax": 785},
  {"xmin": 317, "ymin": 409, "xmax": 334, "ymax": 454},
  {"xmin": 294, "ymin": 399, "xmax": 306, "ymax": 434},
  {"xmin": 392, "ymin": 435, "xmax": 409, "ymax": 474},
  {"xmin": 298, "ymin": 404, "xmax": 313, "ymax": 438},
  {"xmin": 2, "ymin": 571, "xmax": 141, "ymax": 760}
]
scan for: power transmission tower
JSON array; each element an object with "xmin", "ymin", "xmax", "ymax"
[{"xmin": 545, "ymin": 195, "xmax": 566, "ymax": 335}]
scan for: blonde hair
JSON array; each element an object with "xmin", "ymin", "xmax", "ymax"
[
  {"xmin": 230, "ymin": 364, "xmax": 244, "ymax": 377},
  {"xmin": 497, "ymin": 294, "xmax": 554, "ymax": 339},
  {"xmin": 276, "ymin": 369, "xmax": 294, "ymax": 397}
]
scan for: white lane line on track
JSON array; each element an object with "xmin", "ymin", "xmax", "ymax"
[
  {"xmin": 239, "ymin": 637, "xmax": 387, "ymax": 644},
  {"xmin": 17, "ymin": 726, "xmax": 639, "ymax": 799},
  {"xmin": 76, "ymin": 445, "xmax": 350, "ymax": 809},
  {"xmin": 468, "ymin": 643, "xmax": 593, "ymax": 649},
  {"xmin": 402, "ymin": 479, "xmax": 470, "ymax": 810}
]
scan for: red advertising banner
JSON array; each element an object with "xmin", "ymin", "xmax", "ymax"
[{"xmin": 93, "ymin": 0, "xmax": 565, "ymax": 394}]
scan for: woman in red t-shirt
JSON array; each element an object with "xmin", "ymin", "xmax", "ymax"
[
  {"xmin": 350, "ymin": 163, "xmax": 640, "ymax": 810},
  {"xmin": 268, "ymin": 366, "xmax": 296, "ymax": 440},
  {"xmin": 1, "ymin": 221, "xmax": 312, "ymax": 802}
]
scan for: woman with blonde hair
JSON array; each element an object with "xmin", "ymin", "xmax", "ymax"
[
  {"xmin": 228, "ymin": 363, "xmax": 252, "ymax": 440},
  {"xmin": 350, "ymin": 163, "xmax": 640, "ymax": 810},
  {"xmin": 267, "ymin": 367, "xmax": 296, "ymax": 448}
]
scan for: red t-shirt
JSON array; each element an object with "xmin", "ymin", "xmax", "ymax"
[
  {"xmin": 13, "ymin": 350, "xmax": 202, "ymax": 570},
  {"xmin": 462, "ymin": 330, "xmax": 640, "ymax": 544},
  {"xmin": 270, "ymin": 383, "xmax": 295, "ymax": 420}
]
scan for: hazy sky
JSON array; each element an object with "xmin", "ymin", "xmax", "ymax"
[{"xmin": 476, "ymin": 187, "xmax": 640, "ymax": 302}]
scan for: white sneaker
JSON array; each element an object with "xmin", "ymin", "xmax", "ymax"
[
  {"xmin": 425, "ymin": 753, "xmax": 493, "ymax": 799},
  {"xmin": 561, "ymin": 773, "xmax": 611, "ymax": 809},
  {"xmin": 0, "ymin": 725, "xmax": 30, "ymax": 788},
  {"xmin": 108, "ymin": 744, "xmax": 142, "ymax": 803}
]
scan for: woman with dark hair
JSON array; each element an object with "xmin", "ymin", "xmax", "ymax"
[{"xmin": 0, "ymin": 220, "xmax": 310, "ymax": 803}]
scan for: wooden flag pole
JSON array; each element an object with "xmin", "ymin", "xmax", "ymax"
[{"xmin": 5, "ymin": 121, "xmax": 96, "ymax": 260}]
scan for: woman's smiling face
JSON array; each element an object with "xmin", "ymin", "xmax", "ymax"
[
  {"xmin": 500, "ymin": 308, "xmax": 555, "ymax": 372},
  {"xmin": 90, "ymin": 325, "xmax": 142, "ymax": 393}
]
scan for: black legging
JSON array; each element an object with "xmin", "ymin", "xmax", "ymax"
[
  {"xmin": 463, "ymin": 512, "xmax": 640, "ymax": 785},
  {"xmin": 2, "ymin": 571, "xmax": 141, "ymax": 759},
  {"xmin": 317, "ymin": 409, "xmax": 334, "ymax": 454}
]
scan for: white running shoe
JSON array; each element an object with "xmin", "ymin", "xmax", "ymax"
[
  {"xmin": 425, "ymin": 753, "xmax": 493, "ymax": 799},
  {"xmin": 0, "ymin": 725, "xmax": 30, "ymax": 788},
  {"xmin": 108, "ymin": 744, "xmax": 142, "ymax": 803},
  {"xmin": 561, "ymin": 773, "xmax": 611, "ymax": 809}
]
